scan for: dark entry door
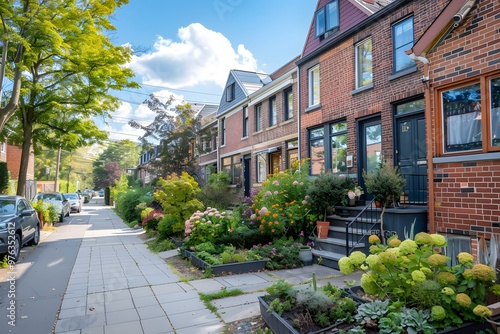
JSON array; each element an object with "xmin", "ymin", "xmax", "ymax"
[
  {"xmin": 358, "ymin": 118, "xmax": 382, "ymax": 196},
  {"xmin": 396, "ymin": 114, "xmax": 427, "ymax": 204},
  {"xmin": 243, "ymin": 155, "xmax": 251, "ymax": 197}
]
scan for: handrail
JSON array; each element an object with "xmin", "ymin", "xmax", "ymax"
[{"xmin": 345, "ymin": 198, "xmax": 379, "ymax": 256}]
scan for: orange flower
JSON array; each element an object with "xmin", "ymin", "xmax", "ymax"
[
  {"xmin": 271, "ymin": 229, "xmax": 275, "ymax": 233},
  {"xmin": 274, "ymin": 221, "xmax": 279, "ymax": 225},
  {"xmin": 268, "ymin": 222, "xmax": 272, "ymax": 226}
]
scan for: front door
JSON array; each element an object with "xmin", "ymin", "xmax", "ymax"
[
  {"xmin": 396, "ymin": 113, "xmax": 427, "ymax": 204},
  {"xmin": 243, "ymin": 155, "xmax": 251, "ymax": 197}
]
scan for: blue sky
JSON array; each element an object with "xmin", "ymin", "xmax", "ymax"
[{"xmin": 103, "ymin": 0, "xmax": 317, "ymax": 141}]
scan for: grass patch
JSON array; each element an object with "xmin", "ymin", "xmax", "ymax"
[
  {"xmin": 199, "ymin": 288, "xmax": 245, "ymax": 313},
  {"xmin": 147, "ymin": 238, "xmax": 177, "ymax": 253}
]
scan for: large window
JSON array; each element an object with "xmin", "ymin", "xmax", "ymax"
[
  {"xmin": 270, "ymin": 152, "xmax": 281, "ymax": 174},
  {"xmin": 284, "ymin": 87, "xmax": 293, "ymax": 120},
  {"xmin": 315, "ymin": 0, "xmax": 339, "ymax": 38},
  {"xmin": 226, "ymin": 83, "xmax": 235, "ymax": 102},
  {"xmin": 439, "ymin": 75, "xmax": 500, "ymax": 153},
  {"xmin": 222, "ymin": 155, "xmax": 242, "ymax": 185},
  {"xmin": 242, "ymin": 106, "xmax": 248, "ymax": 137},
  {"xmin": 392, "ymin": 17, "xmax": 415, "ymax": 73},
  {"xmin": 309, "ymin": 121, "xmax": 347, "ymax": 175},
  {"xmin": 309, "ymin": 65, "xmax": 320, "ymax": 107},
  {"xmin": 269, "ymin": 96, "xmax": 277, "ymax": 126},
  {"xmin": 355, "ymin": 38, "xmax": 373, "ymax": 89},
  {"xmin": 256, "ymin": 153, "xmax": 267, "ymax": 183},
  {"xmin": 255, "ymin": 104, "xmax": 262, "ymax": 132}
]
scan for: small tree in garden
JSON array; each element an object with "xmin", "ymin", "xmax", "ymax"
[
  {"xmin": 251, "ymin": 162, "xmax": 312, "ymax": 239},
  {"xmin": 307, "ymin": 173, "xmax": 354, "ymax": 220},
  {"xmin": 154, "ymin": 172, "xmax": 204, "ymax": 238}
]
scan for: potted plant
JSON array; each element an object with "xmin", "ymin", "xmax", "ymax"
[
  {"xmin": 338, "ymin": 232, "xmax": 500, "ymax": 333},
  {"xmin": 346, "ymin": 186, "xmax": 363, "ymax": 206},
  {"xmin": 362, "ymin": 162, "xmax": 405, "ymax": 243},
  {"xmin": 307, "ymin": 173, "xmax": 354, "ymax": 238}
]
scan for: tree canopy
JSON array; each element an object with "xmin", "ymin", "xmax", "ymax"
[
  {"xmin": 129, "ymin": 95, "xmax": 202, "ymax": 179},
  {"xmin": 0, "ymin": 0, "xmax": 139, "ymax": 196}
]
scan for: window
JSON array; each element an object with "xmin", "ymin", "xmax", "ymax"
[
  {"xmin": 242, "ymin": 106, "xmax": 248, "ymax": 137},
  {"xmin": 286, "ymin": 140, "xmax": 298, "ymax": 169},
  {"xmin": 256, "ymin": 153, "xmax": 267, "ymax": 183},
  {"xmin": 222, "ymin": 155, "xmax": 242, "ymax": 185},
  {"xmin": 284, "ymin": 87, "xmax": 293, "ymax": 120},
  {"xmin": 255, "ymin": 104, "xmax": 262, "ymax": 132},
  {"xmin": 315, "ymin": 0, "xmax": 339, "ymax": 38},
  {"xmin": 392, "ymin": 17, "xmax": 415, "ymax": 73},
  {"xmin": 221, "ymin": 118, "xmax": 226, "ymax": 146},
  {"xmin": 226, "ymin": 83, "xmax": 235, "ymax": 102},
  {"xmin": 490, "ymin": 77, "xmax": 500, "ymax": 147},
  {"xmin": 308, "ymin": 121, "xmax": 347, "ymax": 175},
  {"xmin": 269, "ymin": 96, "xmax": 277, "ymax": 126},
  {"xmin": 309, "ymin": 65, "xmax": 320, "ymax": 107},
  {"xmin": 355, "ymin": 38, "xmax": 373, "ymax": 88}
]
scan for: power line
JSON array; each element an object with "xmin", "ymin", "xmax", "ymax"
[{"xmin": 137, "ymin": 83, "xmax": 222, "ymax": 97}]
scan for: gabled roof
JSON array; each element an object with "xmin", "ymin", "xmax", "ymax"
[
  {"xmin": 301, "ymin": 0, "xmax": 396, "ymax": 60},
  {"xmin": 217, "ymin": 69, "xmax": 271, "ymax": 115}
]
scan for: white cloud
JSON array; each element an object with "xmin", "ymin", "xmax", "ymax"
[{"xmin": 129, "ymin": 23, "xmax": 258, "ymax": 88}]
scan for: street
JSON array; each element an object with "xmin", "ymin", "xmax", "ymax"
[{"xmin": 0, "ymin": 198, "xmax": 100, "ymax": 334}]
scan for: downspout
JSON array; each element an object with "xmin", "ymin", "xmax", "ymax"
[
  {"xmin": 296, "ymin": 65, "xmax": 302, "ymax": 163},
  {"xmin": 408, "ymin": 53, "xmax": 436, "ymax": 233}
]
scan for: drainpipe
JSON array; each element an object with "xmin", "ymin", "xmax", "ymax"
[
  {"xmin": 408, "ymin": 53, "xmax": 436, "ymax": 233},
  {"xmin": 296, "ymin": 65, "xmax": 301, "ymax": 164}
]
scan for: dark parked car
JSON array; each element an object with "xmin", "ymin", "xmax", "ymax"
[
  {"xmin": 0, "ymin": 195, "xmax": 40, "ymax": 262},
  {"xmin": 32, "ymin": 192, "xmax": 70, "ymax": 222},
  {"xmin": 64, "ymin": 193, "xmax": 82, "ymax": 213}
]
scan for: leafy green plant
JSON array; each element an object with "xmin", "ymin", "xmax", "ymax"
[
  {"xmin": 251, "ymin": 237, "xmax": 303, "ymax": 270},
  {"xmin": 184, "ymin": 207, "xmax": 233, "ymax": 247},
  {"xmin": 354, "ymin": 300, "xmax": 390, "ymax": 327},
  {"xmin": 307, "ymin": 173, "xmax": 354, "ymax": 220},
  {"xmin": 0, "ymin": 162, "xmax": 9, "ymax": 194},
  {"xmin": 197, "ymin": 171, "xmax": 234, "ymax": 210},
  {"xmin": 339, "ymin": 232, "xmax": 500, "ymax": 329},
  {"xmin": 155, "ymin": 172, "xmax": 204, "ymax": 238},
  {"xmin": 147, "ymin": 238, "xmax": 176, "ymax": 253}
]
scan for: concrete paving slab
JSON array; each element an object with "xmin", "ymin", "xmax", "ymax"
[
  {"xmin": 168, "ymin": 307, "xmax": 221, "ymax": 329},
  {"xmin": 133, "ymin": 295, "xmax": 160, "ymax": 308},
  {"xmin": 188, "ymin": 278, "xmax": 226, "ymax": 293},
  {"xmin": 155, "ymin": 290, "xmax": 199, "ymax": 304},
  {"xmin": 217, "ymin": 302, "xmax": 262, "ymax": 323},
  {"xmin": 140, "ymin": 316, "xmax": 174, "ymax": 334},
  {"xmin": 174, "ymin": 320, "xmax": 226, "ymax": 334},
  {"xmin": 104, "ymin": 320, "xmax": 144, "ymax": 334},
  {"xmin": 161, "ymin": 298, "xmax": 207, "ymax": 315},
  {"xmin": 137, "ymin": 304, "xmax": 167, "ymax": 320},
  {"xmin": 106, "ymin": 307, "xmax": 139, "ymax": 325}
]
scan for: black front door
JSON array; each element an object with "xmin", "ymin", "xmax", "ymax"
[
  {"xmin": 243, "ymin": 155, "xmax": 251, "ymax": 197},
  {"xmin": 396, "ymin": 113, "xmax": 427, "ymax": 204},
  {"xmin": 358, "ymin": 118, "xmax": 382, "ymax": 196}
]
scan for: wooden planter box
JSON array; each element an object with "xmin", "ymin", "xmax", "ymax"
[{"xmin": 179, "ymin": 248, "xmax": 267, "ymax": 276}]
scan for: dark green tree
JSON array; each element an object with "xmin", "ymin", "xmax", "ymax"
[{"xmin": 0, "ymin": 162, "xmax": 9, "ymax": 194}]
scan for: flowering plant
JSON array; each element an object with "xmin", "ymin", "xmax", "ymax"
[
  {"xmin": 347, "ymin": 186, "xmax": 363, "ymax": 200},
  {"xmin": 184, "ymin": 207, "xmax": 234, "ymax": 247},
  {"xmin": 339, "ymin": 232, "xmax": 500, "ymax": 331},
  {"xmin": 141, "ymin": 208, "xmax": 166, "ymax": 230},
  {"xmin": 251, "ymin": 163, "xmax": 312, "ymax": 238}
]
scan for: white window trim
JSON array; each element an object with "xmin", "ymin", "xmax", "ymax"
[{"xmin": 308, "ymin": 65, "xmax": 320, "ymax": 107}]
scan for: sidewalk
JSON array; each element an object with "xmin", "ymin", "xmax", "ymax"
[{"xmin": 54, "ymin": 200, "xmax": 361, "ymax": 334}]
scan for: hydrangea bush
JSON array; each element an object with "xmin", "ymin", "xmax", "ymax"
[
  {"xmin": 339, "ymin": 232, "xmax": 500, "ymax": 330},
  {"xmin": 251, "ymin": 163, "xmax": 312, "ymax": 238},
  {"xmin": 184, "ymin": 207, "xmax": 234, "ymax": 247}
]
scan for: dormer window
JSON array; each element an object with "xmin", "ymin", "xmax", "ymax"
[
  {"xmin": 315, "ymin": 0, "xmax": 339, "ymax": 38},
  {"xmin": 226, "ymin": 83, "xmax": 235, "ymax": 102}
]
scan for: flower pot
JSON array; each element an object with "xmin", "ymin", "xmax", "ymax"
[
  {"xmin": 348, "ymin": 197, "xmax": 356, "ymax": 206},
  {"xmin": 316, "ymin": 221, "xmax": 330, "ymax": 239},
  {"xmin": 299, "ymin": 246, "xmax": 313, "ymax": 266}
]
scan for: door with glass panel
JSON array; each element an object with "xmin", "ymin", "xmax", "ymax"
[{"xmin": 359, "ymin": 119, "xmax": 382, "ymax": 196}]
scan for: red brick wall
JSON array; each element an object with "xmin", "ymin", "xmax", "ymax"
[
  {"xmin": 427, "ymin": 0, "xmax": 500, "ymax": 238},
  {"xmin": 7, "ymin": 144, "xmax": 35, "ymax": 180}
]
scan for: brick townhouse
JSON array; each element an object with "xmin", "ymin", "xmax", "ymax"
[{"xmin": 213, "ymin": 58, "xmax": 299, "ymax": 198}]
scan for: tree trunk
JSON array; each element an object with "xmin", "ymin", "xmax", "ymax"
[
  {"xmin": 0, "ymin": 66, "xmax": 23, "ymax": 132},
  {"xmin": 16, "ymin": 109, "xmax": 34, "ymax": 197}
]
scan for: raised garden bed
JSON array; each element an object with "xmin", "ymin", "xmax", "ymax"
[{"xmin": 179, "ymin": 248, "xmax": 267, "ymax": 276}]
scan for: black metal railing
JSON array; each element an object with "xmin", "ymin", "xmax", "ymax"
[
  {"xmin": 401, "ymin": 173, "xmax": 428, "ymax": 205},
  {"xmin": 345, "ymin": 198, "xmax": 379, "ymax": 256}
]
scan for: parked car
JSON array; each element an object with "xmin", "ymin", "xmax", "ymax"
[
  {"xmin": 98, "ymin": 189, "xmax": 104, "ymax": 197},
  {"xmin": 32, "ymin": 192, "xmax": 70, "ymax": 223},
  {"xmin": 63, "ymin": 193, "xmax": 82, "ymax": 213},
  {"xmin": 0, "ymin": 195, "xmax": 40, "ymax": 262}
]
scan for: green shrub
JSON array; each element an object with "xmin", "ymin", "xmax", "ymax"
[
  {"xmin": 0, "ymin": 162, "xmax": 10, "ymax": 194},
  {"xmin": 115, "ymin": 187, "xmax": 152, "ymax": 223},
  {"xmin": 197, "ymin": 171, "xmax": 234, "ymax": 210},
  {"xmin": 251, "ymin": 237, "xmax": 303, "ymax": 270}
]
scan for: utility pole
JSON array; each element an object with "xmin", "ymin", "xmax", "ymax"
[{"xmin": 54, "ymin": 146, "xmax": 61, "ymax": 192}]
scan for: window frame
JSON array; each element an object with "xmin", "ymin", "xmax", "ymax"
[
  {"xmin": 308, "ymin": 65, "xmax": 320, "ymax": 107},
  {"xmin": 222, "ymin": 155, "xmax": 242, "ymax": 185},
  {"xmin": 255, "ymin": 103, "xmax": 262, "ymax": 132},
  {"xmin": 242, "ymin": 105, "xmax": 248, "ymax": 138},
  {"xmin": 392, "ymin": 16, "xmax": 415, "ymax": 74},
  {"xmin": 284, "ymin": 87, "xmax": 293, "ymax": 120},
  {"xmin": 220, "ymin": 117, "xmax": 226, "ymax": 146},
  {"xmin": 315, "ymin": 0, "xmax": 339, "ymax": 38},
  {"xmin": 286, "ymin": 140, "xmax": 299, "ymax": 169},
  {"xmin": 355, "ymin": 37, "xmax": 373, "ymax": 89},
  {"xmin": 256, "ymin": 153, "xmax": 267, "ymax": 183},
  {"xmin": 226, "ymin": 83, "xmax": 235, "ymax": 102},
  {"xmin": 437, "ymin": 73, "xmax": 500, "ymax": 156},
  {"xmin": 269, "ymin": 96, "xmax": 277, "ymax": 126},
  {"xmin": 308, "ymin": 121, "xmax": 348, "ymax": 175}
]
